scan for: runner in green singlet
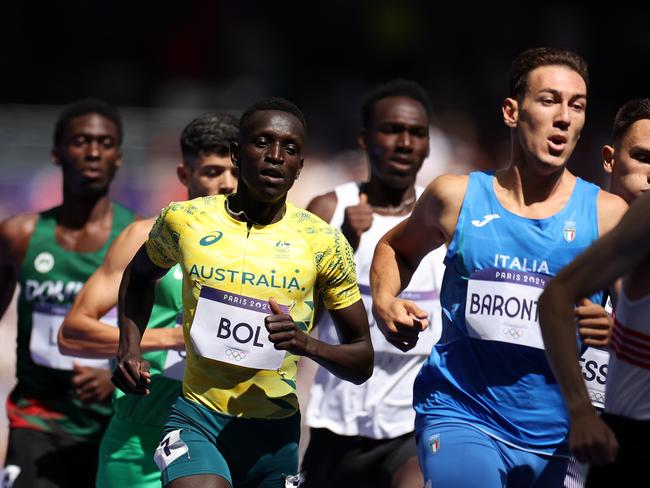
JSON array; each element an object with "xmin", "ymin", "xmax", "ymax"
[
  {"xmin": 58, "ymin": 112, "xmax": 240, "ymax": 488},
  {"xmin": 0, "ymin": 99, "xmax": 134, "ymax": 488}
]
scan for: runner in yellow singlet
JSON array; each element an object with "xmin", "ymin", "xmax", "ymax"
[{"xmin": 112, "ymin": 97, "xmax": 374, "ymax": 488}]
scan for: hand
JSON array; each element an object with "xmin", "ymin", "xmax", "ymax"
[
  {"xmin": 71, "ymin": 363, "xmax": 115, "ymax": 403},
  {"xmin": 570, "ymin": 411, "xmax": 619, "ymax": 465},
  {"xmin": 575, "ymin": 298, "xmax": 612, "ymax": 347},
  {"xmin": 372, "ymin": 296, "xmax": 429, "ymax": 352},
  {"xmin": 340, "ymin": 193, "xmax": 373, "ymax": 250},
  {"xmin": 111, "ymin": 347, "xmax": 151, "ymax": 395},
  {"xmin": 265, "ymin": 298, "xmax": 313, "ymax": 356}
]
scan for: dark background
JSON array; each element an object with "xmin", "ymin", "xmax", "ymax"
[{"xmin": 1, "ymin": 1, "xmax": 648, "ymax": 180}]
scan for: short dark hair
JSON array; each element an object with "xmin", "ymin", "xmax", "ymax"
[
  {"xmin": 509, "ymin": 47, "xmax": 589, "ymax": 100},
  {"xmin": 611, "ymin": 98, "xmax": 650, "ymax": 145},
  {"xmin": 361, "ymin": 79, "xmax": 432, "ymax": 129},
  {"xmin": 239, "ymin": 97, "xmax": 307, "ymax": 135},
  {"xmin": 180, "ymin": 112, "xmax": 239, "ymax": 163},
  {"xmin": 54, "ymin": 98, "xmax": 123, "ymax": 146}
]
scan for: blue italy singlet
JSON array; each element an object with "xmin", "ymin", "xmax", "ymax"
[{"xmin": 413, "ymin": 171, "xmax": 602, "ymax": 457}]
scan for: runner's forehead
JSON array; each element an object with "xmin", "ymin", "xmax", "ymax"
[{"xmin": 242, "ymin": 110, "xmax": 304, "ymax": 142}]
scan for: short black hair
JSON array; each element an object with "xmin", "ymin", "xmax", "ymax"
[
  {"xmin": 612, "ymin": 98, "xmax": 650, "ymax": 145},
  {"xmin": 509, "ymin": 47, "xmax": 589, "ymax": 100},
  {"xmin": 180, "ymin": 112, "xmax": 239, "ymax": 164},
  {"xmin": 54, "ymin": 98, "xmax": 123, "ymax": 146},
  {"xmin": 361, "ymin": 79, "xmax": 432, "ymax": 129},
  {"xmin": 239, "ymin": 97, "xmax": 307, "ymax": 135}
]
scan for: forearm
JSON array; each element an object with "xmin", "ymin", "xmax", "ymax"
[
  {"xmin": 539, "ymin": 287, "xmax": 594, "ymax": 418},
  {"xmin": 60, "ymin": 317, "xmax": 122, "ymax": 358},
  {"xmin": 305, "ymin": 336, "xmax": 373, "ymax": 384},
  {"xmin": 61, "ymin": 315, "xmax": 179, "ymax": 358},
  {"xmin": 118, "ymin": 262, "xmax": 157, "ymax": 355},
  {"xmin": 370, "ymin": 240, "xmax": 414, "ymax": 302}
]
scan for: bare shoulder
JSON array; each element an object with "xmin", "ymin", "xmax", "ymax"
[
  {"xmin": 597, "ymin": 190, "xmax": 629, "ymax": 236},
  {"xmin": 0, "ymin": 212, "xmax": 39, "ymax": 262},
  {"xmin": 421, "ymin": 174, "xmax": 470, "ymax": 224},
  {"xmin": 122, "ymin": 218, "xmax": 156, "ymax": 242},
  {"xmin": 425, "ymin": 174, "xmax": 470, "ymax": 206},
  {"xmin": 306, "ymin": 191, "xmax": 337, "ymax": 223},
  {"xmin": 102, "ymin": 218, "xmax": 156, "ymax": 271},
  {"xmin": 402, "ymin": 174, "xmax": 469, "ymax": 246}
]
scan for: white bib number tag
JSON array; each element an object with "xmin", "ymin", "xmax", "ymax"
[
  {"xmin": 30, "ymin": 303, "xmax": 111, "ymax": 370},
  {"xmin": 465, "ymin": 268, "xmax": 548, "ymax": 349},
  {"xmin": 190, "ymin": 287, "xmax": 288, "ymax": 370},
  {"xmin": 162, "ymin": 314, "xmax": 186, "ymax": 381},
  {"xmin": 361, "ymin": 285, "xmax": 441, "ymax": 355},
  {"xmin": 580, "ymin": 346, "xmax": 609, "ymax": 409},
  {"xmin": 154, "ymin": 429, "xmax": 188, "ymax": 471},
  {"xmin": 162, "ymin": 348, "xmax": 186, "ymax": 381}
]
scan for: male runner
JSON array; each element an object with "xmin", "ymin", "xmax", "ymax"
[
  {"xmin": 302, "ymin": 80, "xmax": 443, "ymax": 488},
  {"xmin": 58, "ymin": 112, "xmax": 239, "ymax": 488},
  {"xmin": 540, "ymin": 98, "xmax": 650, "ymax": 487},
  {"xmin": 370, "ymin": 47, "xmax": 627, "ymax": 487},
  {"xmin": 0, "ymin": 99, "xmax": 135, "ymax": 487},
  {"xmin": 564, "ymin": 98, "xmax": 650, "ymax": 487},
  {"xmin": 113, "ymin": 98, "xmax": 374, "ymax": 488}
]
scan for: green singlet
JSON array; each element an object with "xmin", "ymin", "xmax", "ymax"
[
  {"xmin": 8, "ymin": 203, "xmax": 135, "ymax": 441},
  {"xmin": 96, "ymin": 264, "xmax": 183, "ymax": 488}
]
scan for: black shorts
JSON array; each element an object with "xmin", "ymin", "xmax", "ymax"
[
  {"xmin": 586, "ymin": 412, "xmax": 650, "ymax": 487},
  {"xmin": 301, "ymin": 428, "xmax": 417, "ymax": 488},
  {"xmin": 4, "ymin": 428, "xmax": 99, "ymax": 488}
]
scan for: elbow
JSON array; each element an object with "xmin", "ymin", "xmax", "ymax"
[
  {"xmin": 57, "ymin": 323, "xmax": 79, "ymax": 355},
  {"xmin": 350, "ymin": 345, "xmax": 374, "ymax": 385}
]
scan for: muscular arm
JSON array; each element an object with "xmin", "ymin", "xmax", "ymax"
[
  {"xmin": 306, "ymin": 192, "xmax": 337, "ymax": 225},
  {"xmin": 539, "ymin": 192, "xmax": 649, "ymax": 464},
  {"xmin": 0, "ymin": 214, "xmax": 37, "ymax": 319},
  {"xmin": 59, "ymin": 220, "xmax": 183, "ymax": 359},
  {"xmin": 112, "ymin": 245, "xmax": 170, "ymax": 394},
  {"xmin": 370, "ymin": 174, "xmax": 466, "ymax": 348},
  {"xmin": 266, "ymin": 298, "xmax": 373, "ymax": 384}
]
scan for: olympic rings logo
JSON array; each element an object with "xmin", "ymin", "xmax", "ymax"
[
  {"xmin": 588, "ymin": 391, "xmax": 605, "ymax": 404},
  {"xmin": 502, "ymin": 327, "xmax": 524, "ymax": 339},
  {"xmin": 225, "ymin": 348, "xmax": 247, "ymax": 361}
]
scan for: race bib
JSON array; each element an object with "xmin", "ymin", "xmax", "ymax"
[
  {"xmin": 360, "ymin": 285, "xmax": 441, "ymax": 355},
  {"xmin": 578, "ymin": 295, "xmax": 611, "ymax": 409},
  {"xmin": 154, "ymin": 429, "xmax": 188, "ymax": 471},
  {"xmin": 465, "ymin": 268, "xmax": 548, "ymax": 349},
  {"xmin": 189, "ymin": 287, "xmax": 288, "ymax": 370},
  {"xmin": 580, "ymin": 347, "xmax": 609, "ymax": 409},
  {"xmin": 30, "ymin": 303, "xmax": 111, "ymax": 370}
]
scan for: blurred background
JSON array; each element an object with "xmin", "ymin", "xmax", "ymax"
[{"xmin": 1, "ymin": 0, "xmax": 649, "ymax": 459}]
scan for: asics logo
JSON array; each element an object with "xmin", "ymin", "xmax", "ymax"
[
  {"xmin": 471, "ymin": 214, "xmax": 500, "ymax": 227},
  {"xmin": 199, "ymin": 231, "xmax": 223, "ymax": 246}
]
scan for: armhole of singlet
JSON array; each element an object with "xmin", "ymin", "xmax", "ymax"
[{"xmin": 444, "ymin": 172, "xmax": 480, "ymax": 265}]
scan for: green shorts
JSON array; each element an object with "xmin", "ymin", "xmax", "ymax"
[
  {"xmin": 154, "ymin": 396, "xmax": 300, "ymax": 488},
  {"xmin": 96, "ymin": 416, "xmax": 164, "ymax": 488}
]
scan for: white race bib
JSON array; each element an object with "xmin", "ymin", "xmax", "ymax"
[
  {"xmin": 154, "ymin": 429, "xmax": 188, "ymax": 471},
  {"xmin": 580, "ymin": 346, "xmax": 609, "ymax": 409},
  {"xmin": 30, "ymin": 303, "xmax": 111, "ymax": 370},
  {"xmin": 360, "ymin": 285, "xmax": 441, "ymax": 355},
  {"xmin": 465, "ymin": 268, "xmax": 548, "ymax": 349},
  {"xmin": 162, "ymin": 314, "xmax": 186, "ymax": 381},
  {"xmin": 189, "ymin": 287, "xmax": 288, "ymax": 370}
]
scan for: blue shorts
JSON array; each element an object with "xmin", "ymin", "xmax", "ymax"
[
  {"xmin": 416, "ymin": 419, "xmax": 568, "ymax": 487},
  {"xmin": 154, "ymin": 396, "xmax": 300, "ymax": 488}
]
